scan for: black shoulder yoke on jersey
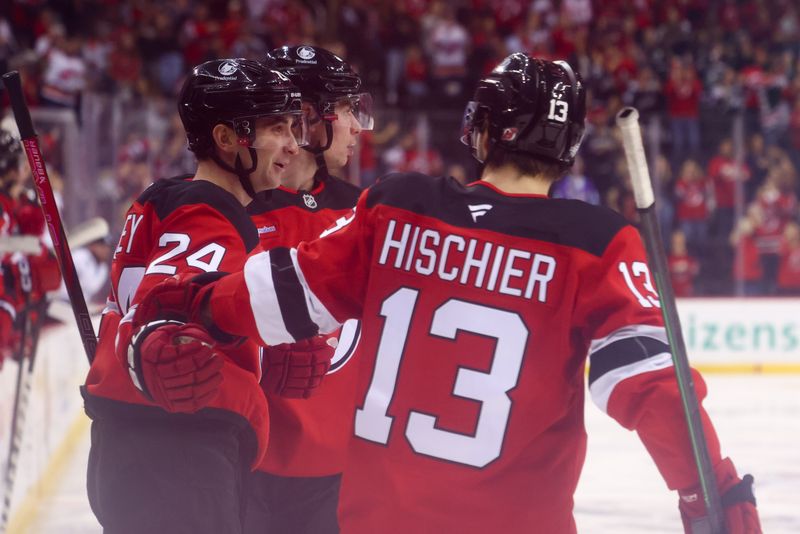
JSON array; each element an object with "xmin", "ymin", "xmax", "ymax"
[
  {"xmin": 247, "ymin": 174, "xmax": 361, "ymax": 216},
  {"xmin": 366, "ymin": 172, "xmax": 629, "ymax": 258},
  {"xmin": 137, "ymin": 176, "xmax": 259, "ymax": 252}
]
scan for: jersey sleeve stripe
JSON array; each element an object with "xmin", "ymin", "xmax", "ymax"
[
  {"xmin": 0, "ymin": 299, "xmax": 16, "ymax": 320},
  {"xmin": 588, "ymin": 323, "xmax": 667, "ymax": 354},
  {"xmin": 588, "ymin": 335, "xmax": 671, "ymax": 386},
  {"xmin": 289, "ymin": 248, "xmax": 340, "ymax": 335},
  {"xmin": 589, "ymin": 352, "xmax": 674, "ymax": 413},
  {"xmin": 244, "ymin": 251, "xmax": 294, "ymax": 345},
  {"xmin": 269, "ymin": 247, "xmax": 320, "ymax": 341}
]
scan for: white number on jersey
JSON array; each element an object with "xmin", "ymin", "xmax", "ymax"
[
  {"xmin": 618, "ymin": 261, "xmax": 661, "ymax": 308},
  {"xmin": 354, "ymin": 288, "xmax": 529, "ymax": 468},
  {"xmin": 145, "ymin": 233, "xmax": 226, "ymax": 275}
]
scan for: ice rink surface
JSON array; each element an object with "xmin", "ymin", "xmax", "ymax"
[{"xmin": 19, "ymin": 374, "xmax": 800, "ymax": 533}]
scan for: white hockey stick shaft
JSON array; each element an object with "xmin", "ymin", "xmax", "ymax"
[{"xmin": 616, "ymin": 107, "xmax": 726, "ymax": 534}]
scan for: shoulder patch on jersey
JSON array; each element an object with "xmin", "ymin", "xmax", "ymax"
[
  {"xmin": 366, "ymin": 174, "xmax": 629, "ymax": 257},
  {"xmin": 140, "ymin": 177, "xmax": 259, "ymax": 252}
]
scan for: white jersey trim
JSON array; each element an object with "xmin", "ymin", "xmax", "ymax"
[
  {"xmin": 289, "ymin": 248, "xmax": 340, "ymax": 336},
  {"xmin": 589, "ymin": 324, "xmax": 667, "ymax": 355},
  {"xmin": 103, "ymin": 298, "xmax": 120, "ymax": 316},
  {"xmin": 244, "ymin": 252, "xmax": 293, "ymax": 345},
  {"xmin": 0, "ymin": 299, "xmax": 16, "ymax": 320},
  {"xmin": 589, "ymin": 352, "xmax": 673, "ymax": 413}
]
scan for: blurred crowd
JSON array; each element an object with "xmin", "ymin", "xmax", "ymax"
[{"xmin": 1, "ymin": 0, "xmax": 800, "ymax": 296}]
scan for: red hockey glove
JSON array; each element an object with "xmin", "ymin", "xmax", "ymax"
[
  {"xmin": 15, "ymin": 201, "xmax": 45, "ymax": 236},
  {"xmin": 128, "ymin": 321, "xmax": 224, "ymax": 413},
  {"xmin": 1, "ymin": 252, "xmax": 60, "ymax": 301},
  {"xmin": 678, "ymin": 458, "xmax": 761, "ymax": 534},
  {"xmin": 28, "ymin": 250, "xmax": 61, "ymax": 295},
  {"xmin": 261, "ymin": 335, "xmax": 337, "ymax": 399},
  {"xmin": 133, "ymin": 272, "xmax": 240, "ymax": 345}
]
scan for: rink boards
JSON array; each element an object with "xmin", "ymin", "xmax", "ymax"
[{"xmin": 676, "ymin": 298, "xmax": 800, "ymax": 373}]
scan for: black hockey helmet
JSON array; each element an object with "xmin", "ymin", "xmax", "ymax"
[
  {"xmin": 178, "ymin": 58, "xmax": 307, "ymax": 197},
  {"xmin": 264, "ymin": 45, "xmax": 373, "ymax": 173},
  {"xmin": 461, "ymin": 53, "xmax": 586, "ymax": 167},
  {"xmin": 0, "ymin": 129, "xmax": 22, "ymax": 177}
]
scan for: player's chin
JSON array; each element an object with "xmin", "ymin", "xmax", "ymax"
[{"xmin": 335, "ymin": 151, "xmax": 350, "ymax": 168}]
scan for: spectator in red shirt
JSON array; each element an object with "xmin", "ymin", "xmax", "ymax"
[
  {"xmin": 752, "ymin": 174, "xmax": 798, "ymax": 294},
  {"xmin": 403, "ymin": 44, "xmax": 429, "ymax": 106},
  {"xmin": 730, "ymin": 207, "xmax": 764, "ymax": 295},
  {"xmin": 108, "ymin": 30, "xmax": 144, "ymax": 98},
  {"xmin": 674, "ymin": 158, "xmax": 711, "ymax": 256},
  {"xmin": 777, "ymin": 221, "xmax": 800, "ymax": 295},
  {"xmin": 665, "ymin": 61, "xmax": 702, "ymax": 171},
  {"xmin": 668, "ymin": 230, "xmax": 700, "ymax": 297},
  {"xmin": 707, "ymin": 137, "xmax": 751, "ymax": 243}
]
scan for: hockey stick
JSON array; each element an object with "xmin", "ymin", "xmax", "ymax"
[
  {"xmin": 1, "ymin": 70, "xmax": 96, "ymax": 363},
  {"xmin": 616, "ymin": 107, "xmax": 726, "ymax": 534},
  {"xmin": 0, "ymin": 296, "xmax": 47, "ymax": 533},
  {"xmin": 0, "ymin": 236, "xmax": 40, "ymax": 255}
]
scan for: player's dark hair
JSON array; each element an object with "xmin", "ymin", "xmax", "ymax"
[{"xmin": 484, "ymin": 144, "xmax": 567, "ymax": 182}]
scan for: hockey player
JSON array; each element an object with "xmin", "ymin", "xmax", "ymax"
[
  {"xmin": 243, "ymin": 45, "xmax": 372, "ymax": 534},
  {"xmin": 81, "ymin": 58, "xmax": 324, "ymax": 534},
  {"xmin": 130, "ymin": 54, "xmax": 761, "ymax": 533},
  {"xmin": 0, "ymin": 129, "xmax": 60, "ymax": 367}
]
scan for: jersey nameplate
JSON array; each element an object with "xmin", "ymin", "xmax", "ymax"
[{"xmin": 377, "ymin": 219, "xmax": 557, "ymax": 303}]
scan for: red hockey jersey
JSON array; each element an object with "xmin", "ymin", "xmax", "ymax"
[
  {"xmin": 209, "ymin": 174, "xmax": 723, "ymax": 533},
  {"xmin": 247, "ymin": 175, "xmax": 362, "ymax": 476},
  {"xmin": 83, "ymin": 177, "xmax": 269, "ymax": 466}
]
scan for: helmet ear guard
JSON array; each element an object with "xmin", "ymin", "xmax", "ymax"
[{"xmin": 461, "ymin": 101, "xmax": 491, "ymax": 162}]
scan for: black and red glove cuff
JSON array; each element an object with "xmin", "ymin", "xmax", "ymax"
[{"xmin": 722, "ymin": 474, "xmax": 756, "ymax": 508}]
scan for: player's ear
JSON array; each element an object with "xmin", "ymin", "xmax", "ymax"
[
  {"xmin": 303, "ymin": 102, "xmax": 325, "ymax": 144},
  {"xmin": 476, "ymin": 125, "xmax": 491, "ymax": 163},
  {"xmin": 211, "ymin": 123, "xmax": 239, "ymax": 155},
  {"xmin": 302, "ymin": 102, "xmax": 319, "ymax": 122}
]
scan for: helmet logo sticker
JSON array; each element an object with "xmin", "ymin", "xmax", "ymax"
[
  {"xmin": 297, "ymin": 46, "xmax": 316, "ymax": 60},
  {"xmin": 303, "ymin": 193, "xmax": 318, "ymax": 209},
  {"xmin": 218, "ymin": 61, "xmax": 238, "ymax": 76},
  {"xmin": 501, "ymin": 128, "xmax": 518, "ymax": 141}
]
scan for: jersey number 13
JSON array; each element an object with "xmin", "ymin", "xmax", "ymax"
[{"xmin": 354, "ymin": 288, "xmax": 529, "ymax": 468}]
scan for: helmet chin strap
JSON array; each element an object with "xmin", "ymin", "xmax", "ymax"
[
  {"xmin": 210, "ymin": 147, "xmax": 259, "ymax": 199},
  {"xmin": 302, "ymin": 111, "xmax": 335, "ymax": 179}
]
